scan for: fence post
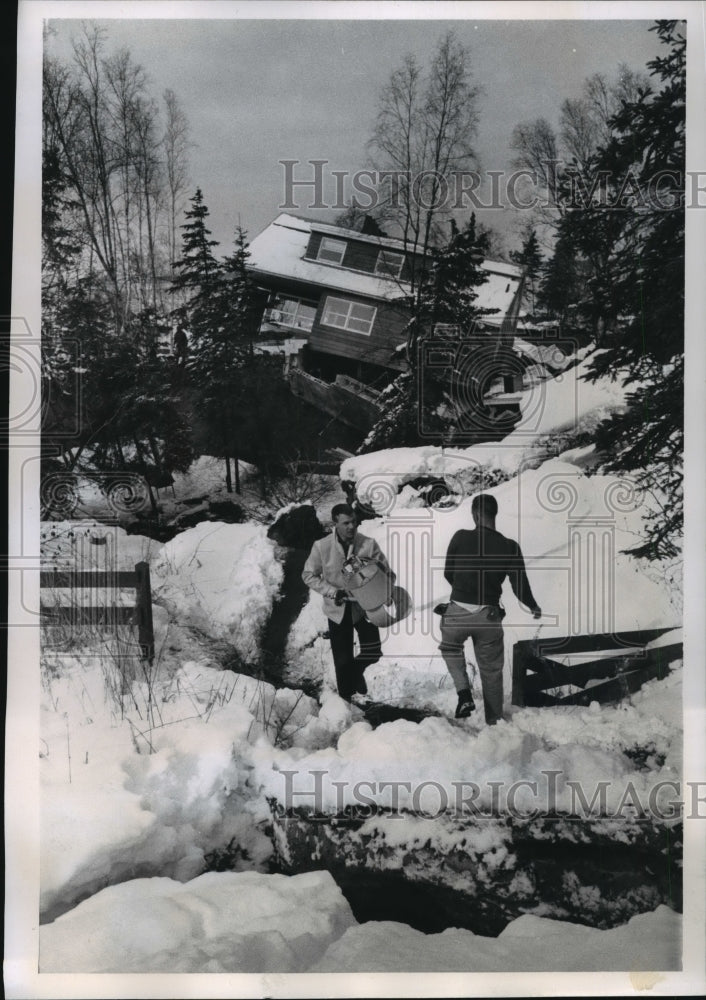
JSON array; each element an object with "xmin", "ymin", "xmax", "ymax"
[
  {"xmin": 511, "ymin": 642, "xmax": 527, "ymax": 708},
  {"xmin": 135, "ymin": 561, "xmax": 155, "ymax": 664}
]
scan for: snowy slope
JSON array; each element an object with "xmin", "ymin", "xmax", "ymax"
[
  {"xmin": 40, "ymin": 869, "xmax": 680, "ymax": 973},
  {"xmin": 37, "ymin": 349, "xmax": 686, "ymax": 977},
  {"xmin": 341, "ymin": 354, "xmax": 629, "ymax": 497},
  {"xmin": 284, "ymin": 454, "xmax": 680, "ymax": 714}
]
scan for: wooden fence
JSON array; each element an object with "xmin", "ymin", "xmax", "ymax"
[
  {"xmin": 40, "ymin": 561, "xmax": 155, "ymax": 663},
  {"xmin": 511, "ymin": 627, "xmax": 682, "ymax": 708}
]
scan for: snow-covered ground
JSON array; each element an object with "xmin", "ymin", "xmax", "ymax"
[
  {"xmin": 40, "ymin": 869, "xmax": 680, "ymax": 974},
  {"xmin": 45, "ymin": 451, "xmax": 345, "ymax": 529},
  {"xmin": 341, "ymin": 354, "xmax": 629, "ymax": 497},
  {"xmin": 30, "ymin": 354, "xmax": 695, "ymax": 986}
]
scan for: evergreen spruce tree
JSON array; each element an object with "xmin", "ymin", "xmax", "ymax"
[
  {"xmin": 581, "ymin": 20, "xmax": 685, "ymax": 558},
  {"xmin": 170, "ymin": 188, "xmax": 221, "ymax": 333},
  {"xmin": 404, "ymin": 213, "xmax": 492, "ymax": 355},
  {"xmin": 363, "ymin": 216, "xmax": 495, "ymax": 452},
  {"xmin": 187, "ymin": 226, "xmax": 259, "ymax": 492},
  {"xmin": 537, "ymin": 225, "xmax": 582, "ymax": 333},
  {"xmin": 42, "ymin": 143, "xmax": 86, "ymax": 470},
  {"xmin": 510, "ymin": 228, "xmax": 543, "ymax": 316}
]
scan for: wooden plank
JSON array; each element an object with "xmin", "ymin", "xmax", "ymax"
[
  {"xmin": 523, "ymin": 644, "xmax": 683, "ymax": 695},
  {"xmin": 553, "ymin": 659, "xmax": 672, "ymax": 706},
  {"xmin": 524, "ymin": 655, "xmax": 625, "ymax": 694},
  {"xmin": 40, "ymin": 605, "xmax": 136, "ymax": 626},
  {"xmin": 522, "ymin": 657, "xmax": 591, "ymax": 693},
  {"xmin": 289, "ymin": 368, "xmax": 381, "ymax": 430},
  {"xmin": 521, "ymin": 689, "xmax": 563, "ymax": 708},
  {"xmin": 524, "ymin": 628, "xmax": 675, "ymax": 657},
  {"xmin": 511, "ymin": 643, "xmax": 530, "ymax": 707},
  {"xmin": 40, "ymin": 571, "xmax": 137, "ymax": 588},
  {"xmin": 135, "ymin": 561, "xmax": 155, "ymax": 664}
]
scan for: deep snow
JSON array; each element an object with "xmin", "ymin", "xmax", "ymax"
[
  {"xmin": 35, "ymin": 354, "xmax": 691, "ymax": 981},
  {"xmin": 40, "ymin": 869, "xmax": 680, "ymax": 974}
]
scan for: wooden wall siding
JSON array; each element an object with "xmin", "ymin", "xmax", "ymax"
[
  {"xmin": 305, "ymin": 231, "xmax": 417, "ymax": 285},
  {"xmin": 310, "ymin": 296, "xmax": 409, "ymax": 370}
]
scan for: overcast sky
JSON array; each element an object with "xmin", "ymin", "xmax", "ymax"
[{"xmin": 45, "ymin": 13, "xmax": 663, "ymax": 255}]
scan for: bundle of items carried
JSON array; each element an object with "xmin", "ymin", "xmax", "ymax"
[{"xmin": 341, "ymin": 553, "xmax": 411, "ymax": 627}]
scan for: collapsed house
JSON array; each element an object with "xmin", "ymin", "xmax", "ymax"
[{"xmin": 247, "ymin": 213, "xmax": 565, "ymax": 433}]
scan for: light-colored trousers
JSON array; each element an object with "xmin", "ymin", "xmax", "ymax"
[{"xmin": 439, "ymin": 602, "xmax": 505, "ymax": 724}]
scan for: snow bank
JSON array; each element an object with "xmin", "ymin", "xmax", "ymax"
[
  {"xmin": 40, "ymin": 656, "xmax": 266, "ymax": 920},
  {"xmin": 170, "ymin": 454, "xmax": 255, "ymax": 500},
  {"xmin": 40, "ymin": 655, "xmax": 341, "ymax": 920},
  {"xmin": 282, "ymin": 589, "xmax": 336, "ymax": 690},
  {"xmin": 258, "ymin": 663, "xmax": 683, "ymax": 817},
  {"xmin": 41, "ymin": 520, "xmax": 162, "ymax": 572},
  {"xmin": 40, "ymin": 870, "xmax": 356, "ymax": 973},
  {"xmin": 151, "ymin": 521, "xmax": 283, "ymax": 660},
  {"xmin": 312, "ymin": 905, "xmax": 680, "ymax": 973},
  {"xmin": 40, "ymin": 868, "xmax": 679, "ymax": 973},
  {"xmin": 38, "ymin": 370, "xmax": 685, "ymax": 977},
  {"xmin": 341, "ymin": 356, "xmax": 628, "ymax": 499},
  {"xmin": 41, "ymin": 648, "xmax": 682, "ymax": 927}
]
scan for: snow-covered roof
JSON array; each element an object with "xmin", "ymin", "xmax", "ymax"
[
  {"xmin": 248, "ymin": 214, "xmax": 522, "ymax": 314},
  {"xmin": 473, "ymin": 271, "xmax": 522, "ymax": 326},
  {"xmin": 248, "ymin": 214, "xmax": 406, "ymax": 300},
  {"xmin": 309, "ymin": 219, "xmax": 414, "ymax": 253}
]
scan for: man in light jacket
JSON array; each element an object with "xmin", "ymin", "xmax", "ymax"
[{"xmin": 302, "ymin": 503, "xmax": 392, "ymax": 700}]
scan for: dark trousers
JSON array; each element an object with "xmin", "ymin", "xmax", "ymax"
[{"xmin": 328, "ymin": 602, "xmax": 382, "ymax": 699}]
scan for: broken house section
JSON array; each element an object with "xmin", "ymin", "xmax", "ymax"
[{"xmin": 246, "ymin": 213, "xmax": 568, "ymax": 436}]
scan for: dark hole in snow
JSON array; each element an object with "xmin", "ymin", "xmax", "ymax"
[
  {"xmin": 207, "ymin": 499, "xmax": 246, "ymax": 523},
  {"xmin": 360, "ymin": 702, "xmax": 438, "ymax": 727},
  {"xmin": 123, "ymin": 518, "xmax": 180, "ymax": 543},
  {"xmin": 270, "ymin": 808, "xmax": 682, "ymax": 937},
  {"xmin": 331, "ymin": 867, "xmax": 511, "ymax": 936}
]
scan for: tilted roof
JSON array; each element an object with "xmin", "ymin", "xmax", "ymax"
[{"xmin": 247, "ymin": 213, "xmax": 522, "ymax": 320}]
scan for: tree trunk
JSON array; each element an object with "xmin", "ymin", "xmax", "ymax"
[
  {"xmin": 147, "ymin": 432, "xmax": 162, "ymax": 470},
  {"xmin": 114, "ymin": 438, "xmax": 127, "ymax": 468},
  {"xmin": 225, "ymin": 455, "xmax": 232, "ymax": 493},
  {"xmin": 133, "ymin": 434, "xmax": 159, "ymax": 515}
]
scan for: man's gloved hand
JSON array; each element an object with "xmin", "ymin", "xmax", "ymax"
[
  {"xmin": 532, "ymin": 606, "xmax": 542, "ymax": 619},
  {"xmin": 334, "ymin": 590, "xmax": 348, "ymax": 606}
]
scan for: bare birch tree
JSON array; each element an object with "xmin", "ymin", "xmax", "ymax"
[
  {"xmin": 163, "ymin": 88, "xmax": 191, "ymax": 286},
  {"xmin": 369, "ymin": 32, "xmax": 481, "ymax": 299},
  {"xmin": 43, "ymin": 24, "xmax": 188, "ymax": 329},
  {"xmin": 511, "ymin": 63, "xmax": 651, "ymax": 228}
]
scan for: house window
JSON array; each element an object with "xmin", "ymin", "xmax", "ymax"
[
  {"xmin": 317, "ymin": 237, "xmax": 347, "ymax": 265},
  {"xmin": 264, "ymin": 295, "xmax": 317, "ymax": 332},
  {"xmin": 375, "ymin": 249, "xmax": 405, "ymax": 278},
  {"xmin": 321, "ymin": 296, "xmax": 377, "ymax": 336}
]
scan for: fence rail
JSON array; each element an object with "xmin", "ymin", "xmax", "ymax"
[
  {"xmin": 40, "ymin": 561, "xmax": 155, "ymax": 663},
  {"xmin": 511, "ymin": 627, "xmax": 682, "ymax": 708}
]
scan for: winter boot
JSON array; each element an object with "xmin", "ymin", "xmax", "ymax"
[
  {"xmin": 455, "ymin": 689, "xmax": 475, "ymax": 719},
  {"xmin": 353, "ymin": 670, "xmax": 368, "ymax": 696}
]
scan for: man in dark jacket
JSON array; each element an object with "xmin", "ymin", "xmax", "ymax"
[
  {"xmin": 302, "ymin": 504, "xmax": 392, "ymax": 701},
  {"xmin": 440, "ymin": 493, "xmax": 541, "ymax": 724}
]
